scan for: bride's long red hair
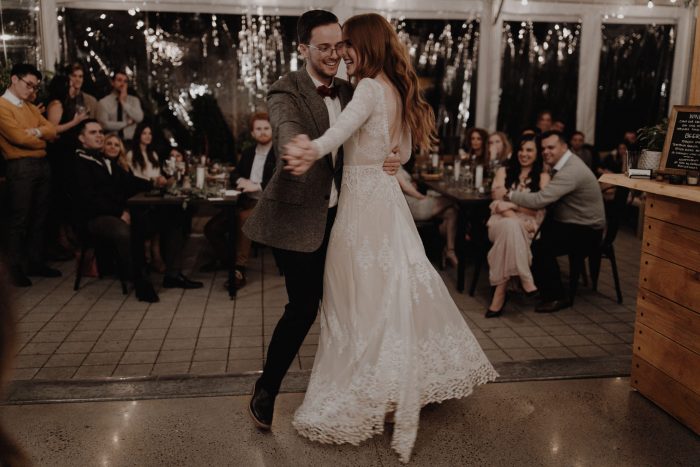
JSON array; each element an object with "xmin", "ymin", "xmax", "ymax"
[{"xmin": 343, "ymin": 13, "xmax": 437, "ymax": 153}]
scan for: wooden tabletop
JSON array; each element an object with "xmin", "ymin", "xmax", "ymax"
[
  {"xmin": 420, "ymin": 179, "xmax": 492, "ymax": 205},
  {"xmin": 600, "ymin": 173, "xmax": 700, "ymax": 204},
  {"xmin": 127, "ymin": 191, "xmax": 239, "ymax": 206}
]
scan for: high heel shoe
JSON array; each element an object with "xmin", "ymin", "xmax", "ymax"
[
  {"xmin": 441, "ymin": 248, "xmax": 458, "ymax": 269},
  {"xmin": 485, "ymin": 294, "xmax": 508, "ymax": 318}
]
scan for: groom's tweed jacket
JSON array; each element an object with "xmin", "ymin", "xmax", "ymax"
[{"xmin": 243, "ymin": 69, "xmax": 353, "ymax": 253}]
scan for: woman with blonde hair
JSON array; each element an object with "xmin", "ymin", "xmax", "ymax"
[
  {"xmin": 283, "ymin": 13, "xmax": 497, "ymax": 463},
  {"xmin": 488, "ymin": 131, "xmax": 512, "ymax": 167},
  {"xmin": 102, "ymin": 133, "xmax": 130, "ymax": 172}
]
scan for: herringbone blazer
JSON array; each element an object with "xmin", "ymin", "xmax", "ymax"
[{"xmin": 243, "ymin": 68, "xmax": 353, "ymax": 252}]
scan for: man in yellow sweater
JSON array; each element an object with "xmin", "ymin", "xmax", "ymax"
[{"xmin": 0, "ymin": 63, "xmax": 59, "ymax": 287}]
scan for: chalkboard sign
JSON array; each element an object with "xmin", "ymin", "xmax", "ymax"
[{"xmin": 660, "ymin": 105, "xmax": 700, "ymax": 174}]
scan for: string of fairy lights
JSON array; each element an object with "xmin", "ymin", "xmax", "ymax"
[{"xmin": 36, "ymin": 1, "xmax": 689, "ymax": 138}]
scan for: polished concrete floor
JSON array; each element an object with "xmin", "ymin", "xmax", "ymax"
[{"xmin": 2, "ymin": 377, "xmax": 697, "ymax": 466}]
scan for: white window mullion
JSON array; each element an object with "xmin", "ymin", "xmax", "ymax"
[{"xmin": 576, "ymin": 12, "xmax": 602, "ymax": 143}]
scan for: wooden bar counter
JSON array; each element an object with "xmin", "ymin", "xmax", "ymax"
[{"xmin": 600, "ymin": 174, "xmax": 700, "ymax": 434}]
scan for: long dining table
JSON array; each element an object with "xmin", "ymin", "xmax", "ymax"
[
  {"xmin": 127, "ymin": 191, "xmax": 240, "ymax": 298},
  {"xmin": 418, "ymin": 178, "xmax": 492, "ymax": 294}
]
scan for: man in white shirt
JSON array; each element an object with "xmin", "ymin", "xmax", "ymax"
[
  {"xmin": 96, "ymin": 71, "xmax": 144, "ymax": 143},
  {"xmin": 203, "ymin": 112, "xmax": 276, "ymax": 285}
]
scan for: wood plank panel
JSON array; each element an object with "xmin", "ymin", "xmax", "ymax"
[
  {"xmin": 637, "ymin": 289, "xmax": 700, "ymax": 355},
  {"xmin": 631, "ymin": 355, "xmax": 700, "ymax": 435},
  {"xmin": 642, "ymin": 218, "xmax": 700, "ymax": 272},
  {"xmin": 645, "ymin": 194, "xmax": 700, "ymax": 232},
  {"xmin": 598, "ymin": 174, "xmax": 700, "ymax": 204},
  {"xmin": 639, "ymin": 253, "xmax": 700, "ymax": 312},
  {"xmin": 633, "ymin": 322, "xmax": 700, "ymax": 393}
]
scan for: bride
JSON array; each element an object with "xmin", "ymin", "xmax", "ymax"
[{"xmin": 283, "ymin": 13, "xmax": 498, "ymax": 463}]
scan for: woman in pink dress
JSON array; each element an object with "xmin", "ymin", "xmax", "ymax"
[{"xmin": 485, "ymin": 134, "xmax": 550, "ymax": 317}]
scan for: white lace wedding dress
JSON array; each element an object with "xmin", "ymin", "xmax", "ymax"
[{"xmin": 292, "ymin": 77, "xmax": 498, "ymax": 463}]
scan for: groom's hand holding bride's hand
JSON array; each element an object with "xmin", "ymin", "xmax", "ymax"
[
  {"xmin": 283, "ymin": 134, "xmax": 319, "ymax": 176},
  {"xmin": 382, "ymin": 147, "xmax": 401, "ymax": 176}
]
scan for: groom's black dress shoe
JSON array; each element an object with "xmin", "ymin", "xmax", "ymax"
[{"xmin": 249, "ymin": 380, "xmax": 275, "ymax": 431}]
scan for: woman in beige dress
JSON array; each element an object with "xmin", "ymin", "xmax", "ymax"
[{"xmin": 485, "ymin": 134, "xmax": 550, "ymax": 317}]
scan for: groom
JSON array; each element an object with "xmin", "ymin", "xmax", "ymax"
[{"xmin": 244, "ymin": 9, "xmax": 401, "ymax": 430}]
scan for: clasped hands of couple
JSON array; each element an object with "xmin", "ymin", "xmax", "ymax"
[{"xmin": 282, "ymin": 134, "xmax": 402, "ymax": 176}]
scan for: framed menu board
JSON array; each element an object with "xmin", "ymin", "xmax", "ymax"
[{"xmin": 660, "ymin": 105, "xmax": 700, "ymax": 174}]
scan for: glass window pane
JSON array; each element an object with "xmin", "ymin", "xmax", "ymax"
[
  {"xmin": 498, "ymin": 20, "xmax": 581, "ymax": 141},
  {"xmin": 595, "ymin": 23, "xmax": 675, "ymax": 150}
]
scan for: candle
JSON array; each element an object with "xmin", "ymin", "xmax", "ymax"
[
  {"xmin": 431, "ymin": 153, "xmax": 439, "ymax": 168},
  {"xmin": 475, "ymin": 164, "xmax": 484, "ymax": 189},
  {"xmin": 196, "ymin": 166, "xmax": 206, "ymax": 189},
  {"xmin": 454, "ymin": 161, "xmax": 461, "ymax": 181}
]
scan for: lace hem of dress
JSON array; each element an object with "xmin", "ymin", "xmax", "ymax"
[
  {"xmin": 293, "ymin": 363, "xmax": 497, "ymax": 463},
  {"xmin": 292, "ymin": 325, "xmax": 498, "ymax": 463}
]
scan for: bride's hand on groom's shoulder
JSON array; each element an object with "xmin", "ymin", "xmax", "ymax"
[{"xmin": 282, "ymin": 134, "xmax": 318, "ymax": 176}]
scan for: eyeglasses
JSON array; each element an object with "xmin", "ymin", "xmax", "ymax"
[
  {"xmin": 19, "ymin": 77, "xmax": 40, "ymax": 91},
  {"xmin": 305, "ymin": 41, "xmax": 349, "ymax": 56}
]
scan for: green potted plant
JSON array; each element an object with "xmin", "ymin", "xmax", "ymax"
[{"xmin": 637, "ymin": 118, "xmax": 668, "ymax": 171}]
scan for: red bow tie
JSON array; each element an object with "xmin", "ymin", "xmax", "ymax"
[{"xmin": 316, "ymin": 85, "xmax": 338, "ymax": 99}]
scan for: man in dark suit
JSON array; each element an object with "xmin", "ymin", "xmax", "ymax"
[
  {"xmin": 243, "ymin": 10, "xmax": 401, "ymax": 430},
  {"xmin": 203, "ymin": 111, "xmax": 276, "ymax": 287},
  {"xmin": 73, "ymin": 119, "xmax": 160, "ymax": 302}
]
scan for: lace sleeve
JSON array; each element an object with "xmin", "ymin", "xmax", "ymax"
[{"xmin": 311, "ymin": 78, "xmax": 378, "ymax": 158}]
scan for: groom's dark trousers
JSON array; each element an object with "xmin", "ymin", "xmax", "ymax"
[{"xmin": 259, "ymin": 206, "xmax": 337, "ymax": 396}]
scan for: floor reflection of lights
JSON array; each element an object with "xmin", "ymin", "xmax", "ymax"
[{"xmin": 101, "ymin": 400, "xmax": 139, "ymax": 466}]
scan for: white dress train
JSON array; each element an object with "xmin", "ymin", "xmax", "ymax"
[{"xmin": 292, "ymin": 78, "xmax": 498, "ymax": 463}]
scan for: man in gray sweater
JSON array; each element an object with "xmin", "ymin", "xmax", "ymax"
[{"xmin": 504, "ymin": 130, "xmax": 605, "ymax": 313}]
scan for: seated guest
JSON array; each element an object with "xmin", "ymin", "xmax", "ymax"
[
  {"xmin": 570, "ymin": 131, "xmax": 595, "ymax": 169},
  {"xmin": 487, "ymin": 131, "xmax": 512, "ymax": 169},
  {"xmin": 127, "ymin": 122, "xmax": 167, "ymax": 272},
  {"xmin": 597, "ymin": 142, "xmax": 625, "ymax": 175},
  {"xmin": 552, "ymin": 119, "xmax": 566, "ymax": 134},
  {"xmin": 0, "ymin": 63, "xmax": 59, "ymax": 287},
  {"xmin": 203, "ymin": 112, "xmax": 276, "ymax": 287},
  {"xmin": 103, "ymin": 133, "xmax": 130, "ymax": 172},
  {"xmin": 73, "ymin": 119, "xmax": 160, "ymax": 302},
  {"xmin": 96, "ymin": 70, "xmax": 143, "ymax": 144},
  {"xmin": 396, "ymin": 166, "xmax": 458, "ymax": 268},
  {"xmin": 459, "ymin": 127, "xmax": 489, "ymax": 166},
  {"xmin": 485, "ymin": 134, "xmax": 550, "ymax": 317},
  {"xmin": 535, "ymin": 110, "xmax": 553, "ymax": 134},
  {"xmin": 499, "ymin": 130, "xmax": 605, "ymax": 313},
  {"xmin": 125, "ymin": 123, "xmax": 200, "ymax": 289}
]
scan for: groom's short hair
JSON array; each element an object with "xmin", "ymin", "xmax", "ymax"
[{"xmin": 297, "ymin": 10, "xmax": 339, "ymax": 44}]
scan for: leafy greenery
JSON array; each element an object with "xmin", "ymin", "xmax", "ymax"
[{"xmin": 637, "ymin": 118, "xmax": 668, "ymax": 152}]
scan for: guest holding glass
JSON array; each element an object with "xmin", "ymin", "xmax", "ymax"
[{"xmin": 485, "ymin": 134, "xmax": 550, "ymax": 317}]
